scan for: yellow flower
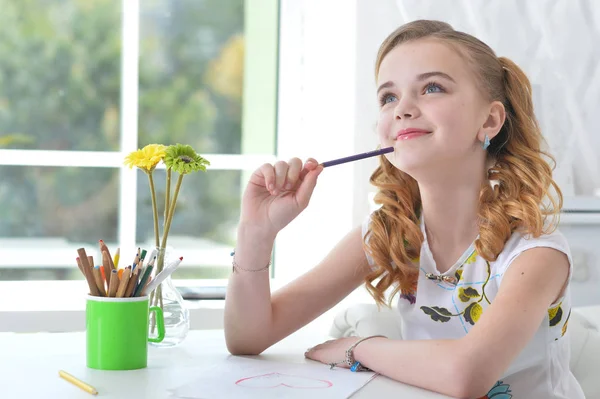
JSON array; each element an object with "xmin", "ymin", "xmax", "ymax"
[{"xmin": 124, "ymin": 144, "xmax": 167, "ymax": 172}]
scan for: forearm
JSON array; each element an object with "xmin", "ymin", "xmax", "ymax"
[
  {"xmin": 224, "ymin": 223, "xmax": 276, "ymax": 355},
  {"xmin": 353, "ymin": 337, "xmax": 481, "ymax": 399}
]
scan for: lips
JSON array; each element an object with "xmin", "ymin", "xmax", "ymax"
[{"xmin": 395, "ymin": 128, "xmax": 431, "ymax": 140}]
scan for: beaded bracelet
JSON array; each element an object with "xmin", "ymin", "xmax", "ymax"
[{"xmin": 328, "ymin": 335, "xmax": 386, "ymax": 372}]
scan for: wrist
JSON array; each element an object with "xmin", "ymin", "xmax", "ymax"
[
  {"xmin": 237, "ymin": 221, "xmax": 278, "ymax": 242},
  {"xmin": 232, "ymin": 222, "xmax": 276, "ymax": 272},
  {"xmin": 353, "ymin": 336, "xmax": 387, "ymax": 364}
]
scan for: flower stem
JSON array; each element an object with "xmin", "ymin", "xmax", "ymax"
[
  {"xmin": 147, "ymin": 172, "xmax": 160, "ymax": 248},
  {"xmin": 164, "ymin": 168, "xmax": 171, "ymax": 231},
  {"xmin": 160, "ymin": 173, "xmax": 184, "ymax": 251}
]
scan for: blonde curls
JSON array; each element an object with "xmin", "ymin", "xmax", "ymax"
[
  {"xmin": 476, "ymin": 57, "xmax": 562, "ymax": 260},
  {"xmin": 365, "ymin": 20, "xmax": 562, "ymax": 308},
  {"xmin": 363, "ymin": 158, "xmax": 422, "ymax": 308}
]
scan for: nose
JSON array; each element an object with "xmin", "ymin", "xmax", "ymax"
[{"xmin": 394, "ymin": 96, "xmax": 420, "ymax": 120}]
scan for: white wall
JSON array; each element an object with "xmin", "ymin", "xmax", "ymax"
[
  {"xmin": 278, "ymin": 0, "xmax": 600, "ymax": 311},
  {"xmin": 350, "ymin": 0, "xmax": 600, "ymax": 307}
]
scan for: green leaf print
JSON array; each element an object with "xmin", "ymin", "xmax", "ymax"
[
  {"xmin": 420, "ymin": 306, "xmax": 453, "ymax": 322},
  {"xmin": 464, "ymin": 302, "xmax": 483, "ymax": 325},
  {"xmin": 458, "ymin": 287, "xmax": 480, "ymax": 302},
  {"xmin": 548, "ymin": 303, "xmax": 563, "ymax": 327},
  {"xmin": 454, "ymin": 269, "xmax": 463, "ymax": 282}
]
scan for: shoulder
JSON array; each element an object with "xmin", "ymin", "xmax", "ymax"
[{"xmin": 494, "ymin": 226, "xmax": 572, "ymax": 274}]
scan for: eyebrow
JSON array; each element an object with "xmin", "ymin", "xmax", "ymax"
[
  {"xmin": 376, "ymin": 71, "xmax": 457, "ymax": 94},
  {"xmin": 417, "ymin": 71, "xmax": 456, "ymax": 83}
]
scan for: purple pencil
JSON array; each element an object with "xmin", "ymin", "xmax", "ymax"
[{"xmin": 320, "ymin": 146, "xmax": 394, "ymax": 168}]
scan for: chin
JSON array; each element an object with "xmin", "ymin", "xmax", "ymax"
[{"xmin": 385, "ymin": 154, "xmax": 432, "ymax": 179}]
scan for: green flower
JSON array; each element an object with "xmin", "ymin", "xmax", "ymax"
[{"xmin": 164, "ymin": 144, "xmax": 210, "ymax": 174}]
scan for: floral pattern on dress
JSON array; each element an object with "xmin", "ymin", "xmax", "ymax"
[
  {"xmin": 420, "ymin": 257, "xmax": 492, "ymax": 326},
  {"xmin": 478, "ymin": 380, "xmax": 512, "ymax": 398}
]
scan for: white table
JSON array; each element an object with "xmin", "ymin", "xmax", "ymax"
[{"xmin": 1, "ymin": 328, "xmax": 453, "ymax": 398}]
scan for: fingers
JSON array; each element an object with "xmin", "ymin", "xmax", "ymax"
[
  {"xmin": 258, "ymin": 157, "xmax": 322, "ymax": 196},
  {"xmin": 285, "ymin": 157, "xmax": 303, "ymax": 190},
  {"xmin": 273, "ymin": 161, "xmax": 289, "ymax": 194},
  {"xmin": 296, "ymin": 163, "xmax": 323, "ymax": 208},
  {"xmin": 257, "ymin": 163, "xmax": 276, "ymax": 192},
  {"xmin": 298, "ymin": 157, "xmax": 319, "ymax": 181}
]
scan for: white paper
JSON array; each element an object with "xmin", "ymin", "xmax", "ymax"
[{"xmin": 168, "ymin": 356, "xmax": 377, "ymax": 399}]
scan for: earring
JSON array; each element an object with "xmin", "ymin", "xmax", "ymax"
[{"xmin": 482, "ymin": 134, "xmax": 490, "ymax": 150}]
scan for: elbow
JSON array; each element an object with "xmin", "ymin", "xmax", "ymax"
[
  {"xmin": 224, "ymin": 331, "xmax": 268, "ymax": 356},
  {"xmin": 225, "ymin": 341, "xmax": 265, "ymax": 357}
]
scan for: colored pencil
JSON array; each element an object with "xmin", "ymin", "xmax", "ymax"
[
  {"xmin": 59, "ymin": 370, "xmax": 98, "ymax": 395},
  {"xmin": 320, "ymin": 146, "xmax": 394, "ymax": 168},
  {"xmin": 133, "ymin": 265, "xmax": 153, "ymax": 297},
  {"xmin": 107, "ymin": 269, "xmax": 119, "ymax": 297},
  {"xmin": 77, "ymin": 248, "xmax": 100, "ymax": 296}
]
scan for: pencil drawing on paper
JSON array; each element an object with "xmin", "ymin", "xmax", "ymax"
[{"xmin": 235, "ymin": 372, "xmax": 333, "ymax": 389}]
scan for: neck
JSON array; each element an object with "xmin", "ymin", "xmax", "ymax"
[{"xmin": 417, "ymin": 169, "xmax": 485, "ymax": 271}]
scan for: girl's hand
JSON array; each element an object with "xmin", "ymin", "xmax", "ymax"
[
  {"xmin": 304, "ymin": 337, "xmax": 362, "ymax": 368},
  {"xmin": 240, "ymin": 157, "xmax": 323, "ymax": 236}
]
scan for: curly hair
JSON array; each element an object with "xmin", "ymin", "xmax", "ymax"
[{"xmin": 364, "ymin": 20, "xmax": 563, "ymax": 308}]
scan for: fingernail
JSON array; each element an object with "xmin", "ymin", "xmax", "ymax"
[{"xmin": 268, "ymin": 184, "xmax": 274, "ymax": 191}]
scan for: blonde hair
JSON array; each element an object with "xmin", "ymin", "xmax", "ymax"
[{"xmin": 364, "ymin": 20, "xmax": 563, "ymax": 307}]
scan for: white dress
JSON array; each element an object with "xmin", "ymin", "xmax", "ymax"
[{"xmin": 363, "ymin": 215, "xmax": 585, "ymax": 398}]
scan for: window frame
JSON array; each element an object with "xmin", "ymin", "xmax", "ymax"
[{"xmin": 0, "ymin": 0, "xmax": 279, "ymax": 315}]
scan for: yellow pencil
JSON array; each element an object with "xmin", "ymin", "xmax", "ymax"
[
  {"xmin": 59, "ymin": 370, "xmax": 98, "ymax": 395},
  {"xmin": 113, "ymin": 247, "xmax": 121, "ymax": 269}
]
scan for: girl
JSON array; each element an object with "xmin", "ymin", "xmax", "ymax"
[{"xmin": 224, "ymin": 20, "xmax": 584, "ymax": 399}]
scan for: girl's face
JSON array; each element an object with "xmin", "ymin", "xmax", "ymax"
[{"xmin": 376, "ymin": 38, "xmax": 497, "ymax": 178}]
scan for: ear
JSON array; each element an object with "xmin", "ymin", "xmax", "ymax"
[{"xmin": 478, "ymin": 101, "xmax": 506, "ymax": 142}]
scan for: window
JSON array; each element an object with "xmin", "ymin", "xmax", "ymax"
[{"xmin": 0, "ymin": 0, "xmax": 278, "ymax": 283}]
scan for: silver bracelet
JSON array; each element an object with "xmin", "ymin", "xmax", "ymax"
[
  {"xmin": 329, "ymin": 335, "xmax": 386, "ymax": 371},
  {"xmin": 230, "ymin": 250, "xmax": 271, "ymax": 273}
]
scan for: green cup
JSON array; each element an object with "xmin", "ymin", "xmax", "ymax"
[{"xmin": 86, "ymin": 295, "xmax": 165, "ymax": 370}]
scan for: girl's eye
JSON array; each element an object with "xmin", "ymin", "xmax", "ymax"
[
  {"xmin": 379, "ymin": 93, "xmax": 397, "ymax": 106},
  {"xmin": 424, "ymin": 82, "xmax": 444, "ymax": 94}
]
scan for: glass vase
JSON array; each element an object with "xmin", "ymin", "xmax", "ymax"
[{"xmin": 148, "ymin": 247, "xmax": 189, "ymax": 347}]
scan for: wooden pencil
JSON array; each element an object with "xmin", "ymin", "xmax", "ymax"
[
  {"xmin": 124, "ymin": 268, "xmax": 139, "ymax": 297},
  {"xmin": 101, "ymin": 251, "xmax": 112, "ymax": 286},
  {"xmin": 87, "ymin": 256, "xmax": 94, "ymax": 268},
  {"xmin": 140, "ymin": 276, "xmax": 153, "ymax": 296},
  {"xmin": 76, "ymin": 257, "xmax": 84, "ymax": 274},
  {"xmin": 58, "ymin": 370, "xmax": 98, "ymax": 395},
  {"xmin": 92, "ymin": 267, "xmax": 106, "ymax": 297},
  {"xmin": 133, "ymin": 265, "xmax": 153, "ymax": 297},
  {"xmin": 113, "ymin": 247, "xmax": 121, "ymax": 269},
  {"xmin": 99, "ymin": 240, "xmax": 115, "ymax": 270},
  {"xmin": 77, "ymin": 248, "xmax": 100, "ymax": 296},
  {"xmin": 76, "ymin": 248, "xmax": 101, "ymax": 297},
  {"xmin": 107, "ymin": 269, "xmax": 119, "ymax": 297},
  {"xmin": 116, "ymin": 267, "xmax": 131, "ymax": 298},
  {"xmin": 132, "ymin": 248, "xmax": 139, "ymax": 268}
]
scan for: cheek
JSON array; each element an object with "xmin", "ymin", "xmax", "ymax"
[{"xmin": 376, "ymin": 109, "xmax": 393, "ymax": 140}]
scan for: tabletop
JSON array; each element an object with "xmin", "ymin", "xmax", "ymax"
[{"xmin": 1, "ymin": 328, "xmax": 453, "ymax": 398}]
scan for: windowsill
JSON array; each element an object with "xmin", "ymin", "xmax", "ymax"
[
  {"xmin": 0, "ymin": 280, "xmax": 232, "ymax": 333},
  {"xmin": 0, "ymin": 279, "xmax": 375, "ymax": 333},
  {"xmin": 0, "ymin": 279, "xmax": 230, "ymax": 312}
]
